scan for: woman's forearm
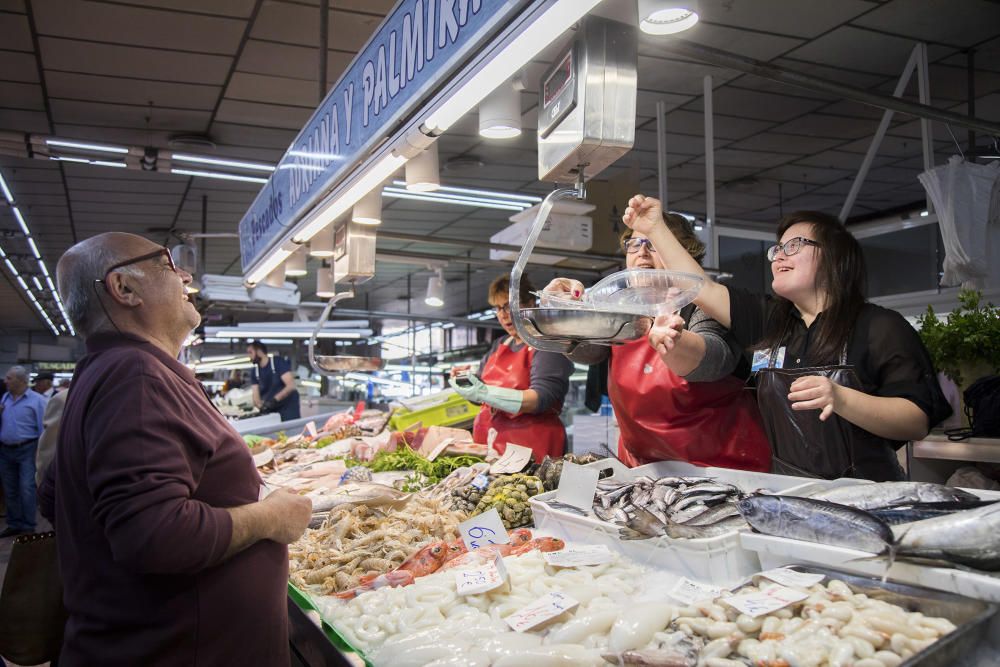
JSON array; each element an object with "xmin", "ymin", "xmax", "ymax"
[
  {"xmin": 657, "ymin": 330, "xmax": 706, "ymax": 377},
  {"xmin": 836, "ymin": 388, "xmax": 930, "ymax": 441},
  {"xmin": 645, "ymin": 225, "xmax": 732, "ymax": 328}
]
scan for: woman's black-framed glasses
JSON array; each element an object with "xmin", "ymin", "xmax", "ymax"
[
  {"xmin": 492, "ymin": 303, "xmax": 511, "ymax": 315},
  {"xmin": 766, "ymin": 237, "xmax": 820, "ymax": 261},
  {"xmin": 623, "ymin": 238, "xmax": 657, "ymax": 254}
]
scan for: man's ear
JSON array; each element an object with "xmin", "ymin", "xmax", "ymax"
[{"xmin": 104, "ymin": 272, "xmax": 143, "ymax": 308}]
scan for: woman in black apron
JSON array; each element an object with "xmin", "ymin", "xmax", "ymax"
[{"xmin": 620, "ymin": 195, "xmax": 952, "ymax": 481}]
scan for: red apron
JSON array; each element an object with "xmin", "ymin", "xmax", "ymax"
[
  {"xmin": 608, "ymin": 338, "xmax": 771, "ymax": 472},
  {"xmin": 472, "ymin": 337, "xmax": 566, "ymax": 460}
]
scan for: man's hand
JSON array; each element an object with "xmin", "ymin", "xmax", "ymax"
[
  {"xmin": 788, "ymin": 375, "xmax": 842, "ymax": 421},
  {"xmin": 260, "ymin": 398, "xmax": 277, "ymax": 413},
  {"xmin": 260, "ymin": 488, "xmax": 312, "ymax": 544},
  {"xmin": 541, "ymin": 277, "xmax": 586, "ymax": 300},
  {"xmin": 622, "ymin": 194, "xmax": 665, "ymax": 236},
  {"xmin": 647, "ymin": 313, "xmax": 685, "ymax": 356}
]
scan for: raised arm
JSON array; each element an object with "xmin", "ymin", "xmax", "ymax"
[{"xmin": 622, "ymin": 194, "xmax": 732, "ymax": 328}]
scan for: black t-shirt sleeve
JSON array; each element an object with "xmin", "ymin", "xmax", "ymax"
[
  {"xmin": 727, "ymin": 286, "xmax": 772, "ymax": 350},
  {"xmin": 863, "ymin": 306, "xmax": 952, "ymax": 427}
]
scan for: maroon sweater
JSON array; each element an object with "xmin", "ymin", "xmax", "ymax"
[{"xmin": 39, "ymin": 333, "xmax": 289, "ymax": 666}]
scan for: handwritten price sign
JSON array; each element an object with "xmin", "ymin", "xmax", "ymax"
[
  {"xmin": 505, "ymin": 592, "xmax": 580, "ymax": 632},
  {"xmin": 455, "ymin": 553, "xmax": 509, "ymax": 595},
  {"xmin": 724, "ymin": 584, "xmax": 808, "ymax": 618},
  {"xmin": 458, "ymin": 508, "xmax": 511, "ymax": 551}
]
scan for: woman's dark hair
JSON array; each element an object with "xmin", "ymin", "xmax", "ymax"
[
  {"xmin": 758, "ymin": 211, "xmax": 867, "ymax": 364},
  {"xmin": 248, "ymin": 340, "xmax": 268, "ymax": 354},
  {"xmin": 489, "ymin": 274, "xmax": 534, "ymax": 307}
]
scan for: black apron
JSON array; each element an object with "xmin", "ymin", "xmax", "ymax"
[{"xmin": 756, "ymin": 340, "xmax": 904, "ymax": 481}]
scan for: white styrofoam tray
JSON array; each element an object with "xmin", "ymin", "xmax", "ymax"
[
  {"xmin": 529, "ymin": 458, "xmax": 866, "ymax": 587},
  {"xmin": 741, "ymin": 488, "xmax": 1000, "ymax": 603}
]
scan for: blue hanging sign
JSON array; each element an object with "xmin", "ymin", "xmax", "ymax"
[{"xmin": 239, "ymin": 0, "xmax": 525, "ymax": 274}]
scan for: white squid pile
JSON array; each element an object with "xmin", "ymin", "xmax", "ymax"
[{"xmin": 316, "ymin": 550, "xmax": 958, "ymax": 667}]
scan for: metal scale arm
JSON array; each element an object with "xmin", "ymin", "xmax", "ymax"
[
  {"xmin": 308, "ymin": 290, "xmax": 385, "ymax": 376},
  {"xmin": 509, "ymin": 183, "xmax": 586, "ymax": 352}
]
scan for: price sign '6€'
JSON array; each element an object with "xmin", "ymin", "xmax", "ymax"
[{"xmin": 458, "ymin": 508, "xmax": 511, "ymax": 552}]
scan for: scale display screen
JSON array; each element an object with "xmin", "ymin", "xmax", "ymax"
[{"xmin": 543, "ymin": 50, "xmax": 574, "ymax": 110}]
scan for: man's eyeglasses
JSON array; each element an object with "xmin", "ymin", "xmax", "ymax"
[
  {"xmin": 623, "ymin": 238, "xmax": 657, "ymax": 254},
  {"xmin": 492, "ymin": 303, "xmax": 511, "ymax": 315},
  {"xmin": 97, "ymin": 247, "xmax": 177, "ymax": 286},
  {"xmin": 766, "ymin": 237, "xmax": 820, "ymax": 262}
]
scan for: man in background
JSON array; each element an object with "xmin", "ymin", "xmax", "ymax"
[
  {"xmin": 247, "ymin": 340, "xmax": 301, "ymax": 422},
  {"xmin": 32, "ymin": 372, "xmax": 55, "ymax": 398},
  {"xmin": 0, "ymin": 365, "xmax": 47, "ymax": 537}
]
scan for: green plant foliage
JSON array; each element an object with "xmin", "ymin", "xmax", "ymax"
[{"xmin": 917, "ymin": 290, "xmax": 1000, "ymax": 384}]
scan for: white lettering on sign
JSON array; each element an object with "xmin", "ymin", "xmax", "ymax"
[
  {"xmin": 401, "ymin": 2, "xmax": 424, "ymax": 84},
  {"xmin": 667, "ymin": 577, "xmax": 726, "ymax": 605},
  {"xmin": 455, "ymin": 552, "xmax": 509, "ymax": 595}
]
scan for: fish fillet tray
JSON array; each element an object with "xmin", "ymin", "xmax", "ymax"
[
  {"xmin": 742, "ymin": 488, "xmax": 1000, "ymax": 604},
  {"xmin": 530, "ymin": 458, "xmax": 863, "ymax": 587}
]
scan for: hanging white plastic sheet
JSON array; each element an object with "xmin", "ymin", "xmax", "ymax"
[{"xmin": 918, "ymin": 156, "xmax": 1000, "ymax": 289}]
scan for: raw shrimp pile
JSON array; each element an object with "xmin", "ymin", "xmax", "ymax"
[
  {"xmin": 318, "ymin": 551, "xmax": 958, "ymax": 667},
  {"xmin": 289, "ymin": 495, "xmax": 464, "ymax": 595}
]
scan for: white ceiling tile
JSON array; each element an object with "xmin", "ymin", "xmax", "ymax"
[
  {"xmin": 0, "ymin": 109, "xmax": 50, "ymax": 134},
  {"xmin": 685, "ymin": 87, "xmax": 828, "ymax": 122},
  {"xmin": 215, "ymin": 99, "xmax": 312, "ymax": 130},
  {"xmin": 49, "ymin": 99, "xmax": 212, "ymax": 131},
  {"xmin": 771, "ymin": 113, "xmax": 877, "ymax": 139},
  {"xmin": 110, "ymin": 0, "xmax": 256, "ymax": 18},
  {"xmin": 641, "ymin": 21, "xmax": 803, "ymax": 62},
  {"xmin": 46, "ymin": 71, "xmax": 221, "ymax": 111},
  {"xmin": 783, "ymin": 26, "xmax": 946, "ymax": 76},
  {"xmin": 0, "ymin": 11, "xmax": 32, "ymax": 51},
  {"xmin": 663, "ymin": 109, "xmax": 774, "ymax": 140},
  {"xmin": 0, "ymin": 81, "xmax": 44, "ymax": 110},
  {"xmin": 637, "ymin": 55, "xmax": 739, "ymax": 95},
  {"xmin": 226, "ymin": 72, "xmax": 320, "ymax": 108},
  {"xmin": 38, "ymin": 37, "xmax": 232, "ymax": 85},
  {"xmin": 853, "ymin": 0, "xmax": 1000, "ymax": 48},
  {"xmin": 728, "ymin": 133, "xmax": 845, "ymax": 154},
  {"xmin": 209, "ymin": 122, "xmax": 297, "ymax": 149},
  {"xmin": 32, "ymin": 0, "xmax": 246, "ymax": 55},
  {"xmin": 0, "ymin": 50, "xmax": 40, "ymax": 83},
  {"xmin": 700, "ymin": 0, "xmax": 873, "ymax": 38}
]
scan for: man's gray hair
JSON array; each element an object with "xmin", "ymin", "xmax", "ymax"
[
  {"xmin": 57, "ymin": 241, "xmax": 142, "ymax": 338},
  {"xmin": 7, "ymin": 366, "xmax": 28, "ymax": 382}
]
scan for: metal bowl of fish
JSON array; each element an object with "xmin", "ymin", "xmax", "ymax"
[{"xmin": 519, "ymin": 307, "xmax": 652, "ymax": 343}]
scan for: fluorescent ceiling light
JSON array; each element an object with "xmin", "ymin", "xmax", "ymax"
[
  {"xmin": 27, "ymin": 237, "xmax": 41, "ymax": 260},
  {"xmin": 16, "ymin": 276, "xmax": 28, "ymax": 291},
  {"xmin": 638, "ymin": 0, "xmax": 700, "ymax": 35},
  {"xmin": 0, "ymin": 173, "xmax": 13, "ymax": 204},
  {"xmin": 12, "ymin": 207, "xmax": 30, "ymax": 235},
  {"xmin": 391, "ymin": 181, "xmax": 541, "ymax": 203},
  {"xmin": 423, "ymin": 0, "xmax": 603, "ymax": 134},
  {"xmin": 209, "ymin": 330, "xmax": 367, "ymax": 340},
  {"xmin": 38, "ymin": 261, "xmax": 50, "ymax": 278},
  {"xmin": 46, "ymin": 138, "xmax": 128, "ymax": 154},
  {"xmin": 49, "ymin": 156, "xmax": 127, "ymax": 168},
  {"xmin": 382, "ymin": 187, "xmax": 527, "ymax": 211},
  {"xmin": 32, "ymin": 276, "xmax": 43, "ymax": 291},
  {"xmin": 291, "ymin": 152, "xmax": 406, "ymax": 244},
  {"xmin": 288, "ymin": 150, "xmax": 341, "ymax": 161},
  {"xmin": 5, "ymin": 259, "xmax": 19, "ymax": 276},
  {"xmin": 171, "ymin": 168, "xmax": 269, "ymax": 184},
  {"xmin": 171, "ymin": 153, "xmax": 276, "ymax": 173}
]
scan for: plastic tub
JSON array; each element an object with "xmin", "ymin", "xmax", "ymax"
[
  {"xmin": 587, "ymin": 269, "xmax": 704, "ymax": 317},
  {"xmin": 388, "ymin": 392, "xmax": 478, "ymax": 431},
  {"xmin": 529, "ymin": 459, "xmax": 857, "ymax": 586}
]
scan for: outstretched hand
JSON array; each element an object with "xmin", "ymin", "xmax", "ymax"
[
  {"xmin": 622, "ymin": 194, "xmax": 665, "ymax": 236},
  {"xmin": 647, "ymin": 313, "xmax": 685, "ymax": 356}
]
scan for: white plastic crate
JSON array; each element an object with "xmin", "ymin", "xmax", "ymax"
[
  {"xmin": 530, "ymin": 459, "xmax": 857, "ymax": 587},
  {"xmin": 741, "ymin": 488, "xmax": 1000, "ymax": 603}
]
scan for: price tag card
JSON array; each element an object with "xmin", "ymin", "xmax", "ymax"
[
  {"xmin": 724, "ymin": 584, "xmax": 808, "ymax": 618},
  {"xmin": 505, "ymin": 592, "xmax": 580, "ymax": 633},
  {"xmin": 756, "ymin": 568, "xmax": 826, "ymax": 589},
  {"xmin": 490, "ymin": 444, "xmax": 533, "ymax": 474},
  {"xmin": 455, "ymin": 553, "xmax": 509, "ymax": 595},
  {"xmin": 426, "ymin": 438, "xmax": 454, "ymax": 462},
  {"xmin": 471, "ymin": 473, "xmax": 490, "ymax": 490},
  {"xmin": 543, "ymin": 545, "xmax": 614, "ymax": 568},
  {"xmin": 667, "ymin": 577, "xmax": 727, "ymax": 605},
  {"xmin": 304, "ymin": 421, "xmax": 318, "ymax": 438},
  {"xmin": 554, "ymin": 461, "xmax": 600, "ymax": 510},
  {"xmin": 458, "ymin": 508, "xmax": 511, "ymax": 551}
]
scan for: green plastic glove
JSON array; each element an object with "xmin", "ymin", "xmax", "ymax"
[{"xmin": 448, "ymin": 375, "xmax": 523, "ymax": 414}]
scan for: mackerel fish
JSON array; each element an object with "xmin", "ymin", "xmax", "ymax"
[
  {"xmin": 736, "ymin": 494, "xmax": 895, "ymax": 555},
  {"xmin": 808, "ymin": 481, "xmax": 978, "ymax": 511},
  {"xmin": 892, "ymin": 502, "xmax": 1000, "ymax": 570}
]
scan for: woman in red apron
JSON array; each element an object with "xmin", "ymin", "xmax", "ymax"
[
  {"xmin": 449, "ymin": 275, "xmax": 574, "ymax": 460},
  {"xmin": 546, "ymin": 216, "xmax": 771, "ymax": 472},
  {"xmin": 621, "ymin": 194, "xmax": 952, "ymax": 481}
]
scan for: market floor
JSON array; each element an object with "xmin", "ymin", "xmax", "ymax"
[{"xmin": 0, "ymin": 511, "xmax": 54, "ymax": 667}]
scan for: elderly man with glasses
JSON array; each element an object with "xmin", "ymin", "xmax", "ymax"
[{"xmin": 38, "ymin": 232, "xmax": 312, "ymax": 666}]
